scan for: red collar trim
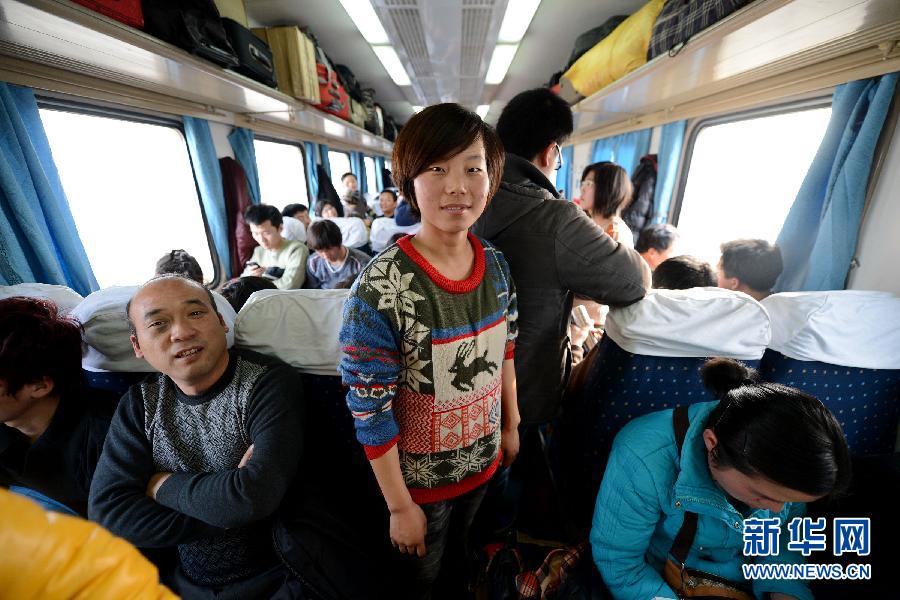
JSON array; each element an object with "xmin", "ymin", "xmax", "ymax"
[{"xmin": 397, "ymin": 233, "xmax": 485, "ymax": 294}]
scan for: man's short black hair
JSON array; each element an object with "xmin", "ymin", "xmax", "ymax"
[
  {"xmin": 341, "ymin": 172, "xmax": 356, "ymax": 182},
  {"xmin": 244, "ymin": 204, "xmax": 283, "ymax": 228},
  {"xmin": 219, "ymin": 276, "xmax": 276, "ymax": 312},
  {"xmin": 653, "ymin": 255, "xmax": 716, "ymax": 290},
  {"xmin": 720, "ymin": 239, "xmax": 783, "ymax": 292},
  {"xmin": 282, "ymin": 203, "xmax": 309, "ymax": 218},
  {"xmin": 379, "ymin": 189, "xmax": 398, "ymax": 202},
  {"xmin": 636, "ymin": 224, "xmax": 679, "ymax": 254},
  {"xmin": 307, "ymin": 219, "xmax": 343, "ymax": 251},
  {"xmin": 496, "ymin": 88, "xmax": 573, "ymax": 161},
  {"xmin": 155, "ymin": 249, "xmax": 203, "ymax": 284}
]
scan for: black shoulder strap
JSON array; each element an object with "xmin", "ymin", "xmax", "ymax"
[{"xmin": 670, "ymin": 406, "xmax": 698, "ymax": 565}]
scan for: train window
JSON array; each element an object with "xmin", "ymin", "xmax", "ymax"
[
  {"xmin": 39, "ymin": 108, "xmax": 216, "ymax": 287},
  {"xmin": 674, "ymin": 106, "xmax": 832, "ymax": 266},
  {"xmin": 364, "ymin": 156, "xmax": 377, "ymax": 193},
  {"xmin": 253, "ymin": 139, "xmax": 309, "ymax": 211},
  {"xmin": 328, "ymin": 150, "xmax": 352, "ymax": 193}
]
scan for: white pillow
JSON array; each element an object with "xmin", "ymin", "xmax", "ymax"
[
  {"xmin": 370, "ymin": 218, "xmax": 420, "ymax": 252},
  {"xmin": 72, "ymin": 286, "xmax": 236, "ymax": 372},
  {"xmin": 235, "ymin": 289, "xmax": 350, "ymax": 376},
  {"xmin": 0, "ymin": 283, "xmax": 84, "ymax": 314},
  {"xmin": 326, "ymin": 216, "xmax": 369, "ymax": 249},
  {"xmin": 605, "ymin": 287, "xmax": 771, "ymax": 360},
  {"xmin": 762, "ymin": 291, "xmax": 900, "ymax": 369}
]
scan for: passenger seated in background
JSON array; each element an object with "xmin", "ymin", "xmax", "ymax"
[
  {"xmin": 279, "ymin": 203, "xmax": 309, "ymax": 243},
  {"xmin": 243, "ymin": 204, "xmax": 309, "ymax": 289},
  {"xmin": 306, "ymin": 220, "xmax": 371, "ymax": 290},
  {"xmin": 652, "ymin": 255, "xmax": 716, "ymax": 290},
  {"xmin": 376, "ymin": 189, "xmax": 398, "ymax": 219},
  {"xmin": 341, "ymin": 104, "xmax": 520, "ymax": 598},
  {"xmin": 89, "ymin": 275, "xmax": 304, "ymax": 598},
  {"xmin": 283, "ymin": 203, "xmax": 311, "ymax": 228},
  {"xmin": 340, "ymin": 172, "xmax": 369, "ymax": 219},
  {"xmin": 394, "ymin": 197, "xmax": 421, "ymax": 226},
  {"xmin": 155, "ymin": 249, "xmax": 203, "ymax": 284},
  {"xmin": 0, "ymin": 297, "xmax": 114, "ymax": 517},
  {"xmin": 592, "ymin": 358, "xmax": 850, "ymax": 600},
  {"xmin": 717, "ymin": 239, "xmax": 783, "ymax": 301},
  {"xmin": 218, "ymin": 276, "xmax": 277, "ymax": 312},
  {"xmin": 314, "ymin": 198, "xmax": 340, "ymax": 219},
  {"xmin": 580, "ymin": 161, "xmax": 635, "ymax": 247},
  {"xmin": 635, "ymin": 223, "xmax": 679, "ymax": 270}
]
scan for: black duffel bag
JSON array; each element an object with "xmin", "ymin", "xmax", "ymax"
[{"xmin": 142, "ymin": 0, "xmax": 239, "ymax": 68}]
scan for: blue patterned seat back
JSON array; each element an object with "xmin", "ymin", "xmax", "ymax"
[
  {"xmin": 759, "ymin": 350, "xmax": 900, "ymax": 455},
  {"xmin": 83, "ymin": 369, "xmax": 149, "ymax": 397}
]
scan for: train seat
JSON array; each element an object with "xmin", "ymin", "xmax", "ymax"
[
  {"xmin": 561, "ymin": 288, "xmax": 771, "ymax": 531},
  {"xmin": 760, "ymin": 291, "xmax": 900, "ymax": 455},
  {"xmin": 71, "ymin": 285, "xmax": 237, "ymax": 396},
  {"xmin": 325, "ymin": 216, "xmax": 370, "ymax": 251},
  {"xmin": 369, "ymin": 218, "xmax": 421, "ymax": 253},
  {"xmin": 0, "ymin": 282, "xmax": 84, "ymax": 313}
]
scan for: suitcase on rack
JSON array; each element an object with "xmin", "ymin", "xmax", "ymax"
[
  {"xmin": 315, "ymin": 46, "xmax": 351, "ymax": 121},
  {"xmin": 222, "ymin": 18, "xmax": 277, "ymax": 88},
  {"xmin": 142, "ymin": 0, "xmax": 239, "ymax": 68},
  {"xmin": 72, "ymin": 0, "xmax": 144, "ymax": 29},
  {"xmin": 647, "ymin": 0, "xmax": 751, "ymax": 60},
  {"xmin": 349, "ymin": 99, "xmax": 367, "ymax": 129},
  {"xmin": 254, "ymin": 26, "xmax": 320, "ymax": 103}
]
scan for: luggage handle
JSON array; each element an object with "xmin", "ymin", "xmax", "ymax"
[{"xmin": 248, "ymin": 44, "xmax": 273, "ymax": 71}]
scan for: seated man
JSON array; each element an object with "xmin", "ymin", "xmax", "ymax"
[
  {"xmin": 0, "ymin": 297, "xmax": 114, "ymax": 517},
  {"xmin": 89, "ymin": 275, "xmax": 304, "ymax": 597},
  {"xmin": 155, "ymin": 249, "xmax": 204, "ymax": 284},
  {"xmin": 652, "ymin": 255, "xmax": 716, "ymax": 290},
  {"xmin": 717, "ymin": 239, "xmax": 783, "ymax": 301},
  {"xmin": 243, "ymin": 204, "xmax": 309, "ymax": 289},
  {"xmin": 306, "ymin": 220, "xmax": 371, "ymax": 289},
  {"xmin": 635, "ymin": 224, "xmax": 679, "ymax": 270},
  {"xmin": 281, "ymin": 203, "xmax": 311, "ymax": 243},
  {"xmin": 375, "ymin": 189, "xmax": 398, "ymax": 219},
  {"xmin": 219, "ymin": 276, "xmax": 277, "ymax": 312},
  {"xmin": 340, "ymin": 172, "xmax": 368, "ymax": 219}
]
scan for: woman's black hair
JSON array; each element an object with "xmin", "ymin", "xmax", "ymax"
[
  {"xmin": 701, "ymin": 358, "xmax": 851, "ymax": 499},
  {"xmin": 218, "ymin": 276, "xmax": 276, "ymax": 312},
  {"xmin": 581, "ymin": 161, "xmax": 633, "ymax": 220}
]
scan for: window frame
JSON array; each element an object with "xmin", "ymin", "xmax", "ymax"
[
  {"xmin": 36, "ymin": 97, "xmax": 223, "ymax": 286},
  {"xmin": 253, "ymin": 135, "xmax": 310, "ymax": 208},
  {"xmin": 669, "ymin": 96, "xmax": 833, "ymax": 226}
]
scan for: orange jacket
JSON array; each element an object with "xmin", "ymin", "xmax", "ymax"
[{"xmin": 0, "ymin": 488, "xmax": 177, "ymax": 599}]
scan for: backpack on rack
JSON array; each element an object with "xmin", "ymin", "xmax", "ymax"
[
  {"xmin": 141, "ymin": 0, "xmax": 239, "ymax": 68},
  {"xmin": 312, "ymin": 44, "xmax": 351, "ymax": 120},
  {"xmin": 335, "ymin": 64, "xmax": 365, "ymax": 102},
  {"xmin": 648, "ymin": 0, "xmax": 752, "ymax": 60},
  {"xmin": 622, "ymin": 154, "xmax": 658, "ymax": 244},
  {"xmin": 563, "ymin": 16, "xmax": 628, "ymax": 72}
]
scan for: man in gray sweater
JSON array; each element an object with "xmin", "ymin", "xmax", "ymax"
[{"xmin": 89, "ymin": 275, "xmax": 304, "ymax": 598}]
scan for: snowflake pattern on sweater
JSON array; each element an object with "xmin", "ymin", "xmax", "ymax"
[{"xmin": 340, "ymin": 234, "xmax": 517, "ymax": 504}]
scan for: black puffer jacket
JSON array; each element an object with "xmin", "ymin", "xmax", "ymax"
[{"xmin": 472, "ymin": 153, "xmax": 650, "ymax": 425}]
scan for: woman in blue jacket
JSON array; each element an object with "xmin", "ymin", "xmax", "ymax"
[{"xmin": 591, "ymin": 358, "xmax": 850, "ymax": 600}]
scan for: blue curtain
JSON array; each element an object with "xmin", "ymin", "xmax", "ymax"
[
  {"xmin": 375, "ymin": 155, "xmax": 387, "ymax": 190},
  {"xmin": 590, "ymin": 128, "xmax": 653, "ymax": 176},
  {"xmin": 350, "ymin": 151, "xmax": 366, "ymax": 194},
  {"xmin": 776, "ymin": 73, "xmax": 898, "ymax": 292},
  {"xmin": 0, "ymin": 83, "xmax": 97, "ymax": 294},
  {"xmin": 555, "ymin": 145, "xmax": 574, "ymax": 199},
  {"xmin": 227, "ymin": 127, "xmax": 260, "ymax": 204},
  {"xmin": 183, "ymin": 116, "xmax": 231, "ymax": 277},
  {"xmin": 653, "ymin": 120, "xmax": 686, "ymax": 223},
  {"xmin": 304, "ymin": 141, "xmax": 318, "ymax": 202}
]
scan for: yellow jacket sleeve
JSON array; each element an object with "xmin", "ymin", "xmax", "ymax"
[{"xmin": 0, "ymin": 489, "xmax": 178, "ymax": 600}]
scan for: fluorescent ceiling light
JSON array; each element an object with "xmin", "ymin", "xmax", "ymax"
[
  {"xmin": 498, "ymin": 0, "xmax": 541, "ymax": 43},
  {"xmin": 337, "ymin": 0, "xmax": 389, "ymax": 44},
  {"xmin": 412, "ymin": 105, "xmax": 424, "ymax": 113},
  {"xmin": 486, "ymin": 44, "xmax": 518, "ymax": 84},
  {"xmin": 476, "ymin": 105, "xmax": 490, "ymax": 119},
  {"xmin": 372, "ymin": 45, "xmax": 411, "ymax": 86}
]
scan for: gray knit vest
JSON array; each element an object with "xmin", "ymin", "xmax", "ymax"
[{"xmin": 142, "ymin": 356, "xmax": 274, "ymax": 585}]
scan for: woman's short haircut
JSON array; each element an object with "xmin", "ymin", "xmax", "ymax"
[
  {"xmin": 282, "ymin": 203, "xmax": 309, "ymax": 218},
  {"xmin": 391, "ymin": 103, "xmax": 504, "ymax": 217},
  {"xmin": 244, "ymin": 204, "xmax": 283, "ymax": 228},
  {"xmin": 307, "ymin": 219, "xmax": 343, "ymax": 251},
  {"xmin": 314, "ymin": 199, "xmax": 341, "ymax": 218},
  {"xmin": 581, "ymin": 161, "xmax": 633, "ymax": 220},
  {"xmin": 155, "ymin": 249, "xmax": 204, "ymax": 284},
  {"xmin": 652, "ymin": 255, "xmax": 715, "ymax": 290},
  {"xmin": 219, "ymin": 276, "xmax": 277, "ymax": 312},
  {"xmin": 0, "ymin": 297, "xmax": 84, "ymax": 399}
]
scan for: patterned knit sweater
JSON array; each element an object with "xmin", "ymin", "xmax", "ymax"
[{"xmin": 340, "ymin": 233, "xmax": 518, "ymax": 504}]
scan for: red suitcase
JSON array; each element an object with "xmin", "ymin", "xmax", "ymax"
[{"xmin": 71, "ymin": 0, "xmax": 144, "ymax": 29}]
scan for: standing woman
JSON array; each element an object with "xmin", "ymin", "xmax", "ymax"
[
  {"xmin": 580, "ymin": 161, "xmax": 634, "ymax": 247},
  {"xmin": 340, "ymin": 103, "xmax": 520, "ymax": 598},
  {"xmin": 591, "ymin": 358, "xmax": 851, "ymax": 600}
]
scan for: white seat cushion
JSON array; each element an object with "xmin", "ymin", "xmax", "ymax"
[
  {"xmin": 0, "ymin": 283, "xmax": 84, "ymax": 314},
  {"xmin": 235, "ymin": 289, "xmax": 350, "ymax": 376},
  {"xmin": 72, "ymin": 286, "xmax": 236, "ymax": 372},
  {"xmin": 369, "ymin": 217, "xmax": 420, "ymax": 253},
  {"xmin": 326, "ymin": 216, "xmax": 369, "ymax": 249},
  {"xmin": 605, "ymin": 287, "xmax": 771, "ymax": 360},
  {"xmin": 762, "ymin": 291, "xmax": 900, "ymax": 369}
]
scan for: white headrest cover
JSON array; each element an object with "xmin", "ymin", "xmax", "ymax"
[
  {"xmin": 71, "ymin": 286, "xmax": 236, "ymax": 372},
  {"xmin": 762, "ymin": 291, "xmax": 900, "ymax": 369},
  {"xmin": 235, "ymin": 289, "xmax": 350, "ymax": 375},
  {"xmin": 327, "ymin": 217, "xmax": 369, "ymax": 249},
  {"xmin": 605, "ymin": 287, "xmax": 771, "ymax": 360},
  {"xmin": 0, "ymin": 283, "xmax": 84, "ymax": 314},
  {"xmin": 370, "ymin": 218, "xmax": 421, "ymax": 253}
]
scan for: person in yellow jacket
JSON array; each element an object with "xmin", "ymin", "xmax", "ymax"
[{"xmin": 0, "ymin": 488, "xmax": 176, "ymax": 599}]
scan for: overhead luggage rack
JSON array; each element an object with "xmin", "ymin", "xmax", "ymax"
[
  {"xmin": 570, "ymin": 0, "xmax": 900, "ymax": 143},
  {"xmin": 0, "ymin": 0, "xmax": 392, "ymax": 154}
]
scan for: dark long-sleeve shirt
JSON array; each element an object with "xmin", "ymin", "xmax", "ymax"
[{"xmin": 89, "ymin": 348, "xmax": 303, "ymax": 586}]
